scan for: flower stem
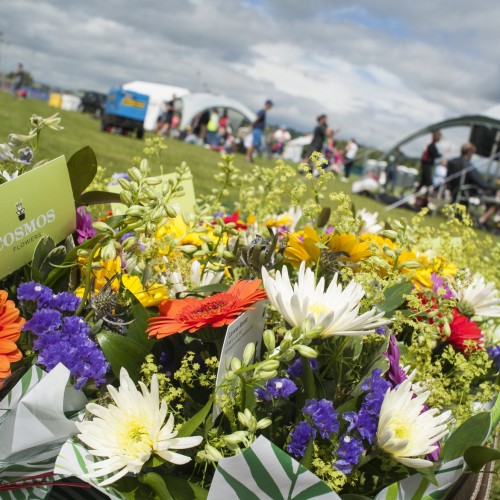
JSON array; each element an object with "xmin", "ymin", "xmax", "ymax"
[
  {"xmin": 301, "ymin": 356, "xmax": 316, "ymax": 399},
  {"xmin": 74, "ymin": 242, "xmax": 103, "ymax": 316}
]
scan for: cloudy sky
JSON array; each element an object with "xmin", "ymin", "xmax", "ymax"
[{"xmin": 2, "ymin": 0, "xmax": 499, "ymax": 149}]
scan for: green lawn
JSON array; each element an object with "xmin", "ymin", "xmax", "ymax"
[{"xmin": 0, "ymin": 91, "xmax": 493, "ymax": 233}]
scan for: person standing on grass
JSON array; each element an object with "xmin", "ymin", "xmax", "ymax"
[
  {"xmin": 246, "ymin": 99, "xmax": 273, "ymax": 162},
  {"xmin": 304, "ymin": 114, "xmax": 329, "ymax": 161},
  {"xmin": 12, "ymin": 63, "xmax": 25, "ymax": 96},
  {"xmin": 416, "ymin": 130, "xmax": 443, "ymax": 192},
  {"xmin": 342, "ymin": 138, "xmax": 358, "ymax": 181}
]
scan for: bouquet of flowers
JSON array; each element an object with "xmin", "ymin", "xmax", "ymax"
[{"xmin": 0, "ymin": 117, "xmax": 499, "ymax": 499}]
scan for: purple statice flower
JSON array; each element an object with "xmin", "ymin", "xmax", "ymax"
[
  {"xmin": 287, "ymin": 421, "xmax": 316, "ymax": 458},
  {"xmin": 341, "ymin": 369, "xmax": 391, "ymax": 445},
  {"xmin": 353, "ymin": 407, "xmax": 378, "ymax": 444},
  {"xmin": 255, "ymin": 377, "xmax": 298, "ymax": 401},
  {"xmin": 108, "ymin": 172, "xmax": 130, "ymax": 186},
  {"xmin": 487, "ymin": 345, "xmax": 500, "ymax": 370},
  {"xmin": 50, "ymin": 292, "xmax": 81, "ymax": 313},
  {"xmin": 431, "ymin": 272, "xmax": 454, "ymax": 299},
  {"xmin": 17, "ymin": 282, "xmax": 54, "ymax": 306},
  {"xmin": 361, "ymin": 368, "xmax": 391, "ymax": 416},
  {"xmin": 24, "ymin": 309, "xmax": 62, "ymax": 335},
  {"xmin": 385, "ymin": 334, "xmax": 408, "ymax": 387},
  {"xmin": 76, "ymin": 207, "xmax": 96, "ymax": 244},
  {"xmin": 23, "ymin": 306, "xmax": 109, "ymax": 390},
  {"xmin": 286, "ymin": 357, "xmax": 319, "ymax": 378},
  {"xmin": 334, "ymin": 434, "xmax": 365, "ymax": 474},
  {"xmin": 342, "ymin": 409, "xmax": 378, "ymax": 444},
  {"xmin": 33, "ymin": 316, "xmax": 108, "ymax": 390},
  {"xmin": 376, "ymin": 326, "xmax": 388, "ymax": 335},
  {"xmin": 303, "ymin": 399, "xmax": 339, "ymax": 439},
  {"xmin": 120, "ymin": 232, "xmax": 135, "ymax": 243}
]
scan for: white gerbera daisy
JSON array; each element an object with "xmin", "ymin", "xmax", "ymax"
[
  {"xmin": 357, "ymin": 208, "xmax": 383, "ymax": 235},
  {"xmin": 163, "ymin": 260, "xmax": 223, "ymax": 298},
  {"xmin": 261, "ymin": 262, "xmax": 388, "ymax": 337},
  {"xmin": 452, "ymin": 274, "xmax": 500, "ymax": 318},
  {"xmin": 77, "ymin": 368, "xmax": 202, "ymax": 486},
  {"xmin": 377, "ymin": 379, "xmax": 451, "ymax": 468}
]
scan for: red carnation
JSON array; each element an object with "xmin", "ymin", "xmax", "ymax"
[{"xmin": 446, "ymin": 308, "xmax": 483, "ymax": 352}]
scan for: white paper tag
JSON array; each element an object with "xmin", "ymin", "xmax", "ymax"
[{"xmin": 212, "ymin": 300, "xmax": 267, "ymax": 420}]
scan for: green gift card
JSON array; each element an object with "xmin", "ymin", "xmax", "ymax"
[{"xmin": 0, "ymin": 156, "xmax": 76, "ymax": 279}]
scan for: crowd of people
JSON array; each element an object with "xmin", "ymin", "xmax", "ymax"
[
  {"xmin": 154, "ymin": 97, "xmax": 360, "ymax": 179},
  {"xmin": 160, "ymin": 96, "xmax": 498, "ymax": 228}
]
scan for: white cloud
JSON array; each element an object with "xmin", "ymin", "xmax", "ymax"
[{"xmin": 1, "ymin": 0, "xmax": 499, "ymax": 149}]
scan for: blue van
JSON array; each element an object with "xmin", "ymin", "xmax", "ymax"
[{"xmin": 101, "ymin": 88, "xmax": 149, "ymax": 139}]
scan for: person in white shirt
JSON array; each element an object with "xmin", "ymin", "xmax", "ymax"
[{"xmin": 342, "ymin": 138, "xmax": 358, "ymax": 181}]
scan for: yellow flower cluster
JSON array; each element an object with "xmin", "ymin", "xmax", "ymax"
[{"xmin": 283, "ymin": 226, "xmax": 371, "ymax": 268}]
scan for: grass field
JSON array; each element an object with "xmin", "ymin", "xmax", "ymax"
[{"xmin": 0, "ymin": 91, "xmax": 492, "ymax": 233}]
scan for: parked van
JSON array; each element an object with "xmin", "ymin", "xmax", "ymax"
[{"xmin": 101, "ymin": 88, "xmax": 149, "ymax": 139}]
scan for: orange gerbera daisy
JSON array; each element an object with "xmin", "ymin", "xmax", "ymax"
[
  {"xmin": 0, "ymin": 290, "xmax": 24, "ymax": 380},
  {"xmin": 147, "ymin": 280, "xmax": 267, "ymax": 338}
]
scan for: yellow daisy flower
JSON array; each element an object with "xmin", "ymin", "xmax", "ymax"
[
  {"xmin": 121, "ymin": 275, "xmax": 169, "ymax": 308},
  {"xmin": 284, "ymin": 226, "xmax": 325, "ymax": 267},
  {"xmin": 327, "ymin": 233, "xmax": 372, "ymax": 263}
]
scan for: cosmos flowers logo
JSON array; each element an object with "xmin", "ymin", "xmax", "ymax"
[
  {"xmin": 0, "ymin": 156, "xmax": 76, "ymax": 279},
  {"xmin": 16, "ymin": 201, "xmax": 25, "ymax": 221}
]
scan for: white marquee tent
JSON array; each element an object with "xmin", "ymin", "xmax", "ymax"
[{"xmin": 177, "ymin": 93, "xmax": 256, "ymax": 132}]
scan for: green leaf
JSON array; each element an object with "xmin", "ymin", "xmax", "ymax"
[
  {"xmin": 125, "ymin": 291, "xmax": 154, "ymax": 349},
  {"xmin": 139, "ymin": 472, "xmax": 174, "ymax": 500},
  {"xmin": 67, "ymin": 146, "xmax": 98, "ymax": 201},
  {"xmin": 31, "ymin": 236, "xmax": 55, "ymax": 277},
  {"xmin": 379, "ymin": 281, "xmax": 413, "ymax": 316},
  {"xmin": 177, "ymin": 396, "xmax": 213, "ymax": 437},
  {"xmin": 111, "ymin": 476, "xmax": 156, "ymax": 499},
  {"xmin": 39, "ymin": 245, "xmax": 67, "ymax": 280},
  {"xmin": 489, "ymin": 393, "xmax": 500, "ymax": 432},
  {"xmin": 164, "ymin": 476, "xmax": 208, "ymax": 500},
  {"xmin": 96, "ymin": 331, "xmax": 152, "ymax": 382},
  {"xmin": 189, "ymin": 283, "xmax": 230, "ymax": 295},
  {"xmin": 441, "ymin": 412, "xmax": 491, "ymax": 463},
  {"xmin": 416, "ymin": 465, "xmax": 438, "ymax": 487},
  {"xmin": 464, "ymin": 446, "xmax": 500, "ymax": 473},
  {"xmin": 79, "ymin": 190, "xmax": 122, "ymax": 206}
]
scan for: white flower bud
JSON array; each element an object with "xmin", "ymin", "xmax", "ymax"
[
  {"xmin": 256, "ymin": 418, "xmax": 272, "ymax": 430},
  {"xmin": 256, "ymin": 369, "xmax": 278, "ymax": 380},
  {"xmin": 118, "ymin": 177, "xmax": 132, "ymax": 191},
  {"xmin": 100, "ymin": 241, "xmax": 117, "ymax": 262},
  {"xmin": 177, "ymin": 245, "xmax": 198, "ymax": 254},
  {"xmin": 128, "ymin": 167, "xmax": 142, "ymax": 182},
  {"xmin": 399, "ymin": 260, "xmax": 421, "ymax": 269},
  {"xmin": 204, "ymin": 444, "xmax": 222, "ymax": 462},
  {"xmin": 263, "ymin": 330, "xmax": 275, "ymax": 352},
  {"xmin": 230, "ymin": 357, "xmax": 242, "ymax": 371},
  {"xmin": 294, "ymin": 344, "xmax": 317, "ymax": 358},
  {"xmin": 92, "ymin": 221, "xmax": 113, "ymax": 233},
  {"xmin": 242, "ymin": 342, "xmax": 256, "ymax": 366}
]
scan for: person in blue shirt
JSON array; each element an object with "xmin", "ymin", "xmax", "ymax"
[{"xmin": 246, "ymin": 99, "xmax": 273, "ymax": 162}]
